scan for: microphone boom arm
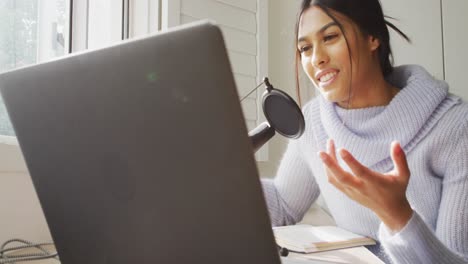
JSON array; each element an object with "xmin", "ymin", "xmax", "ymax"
[{"xmin": 248, "ymin": 122, "xmax": 275, "ymax": 153}]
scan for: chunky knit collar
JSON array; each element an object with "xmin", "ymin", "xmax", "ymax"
[{"xmin": 310, "ymin": 65, "xmax": 461, "ymax": 171}]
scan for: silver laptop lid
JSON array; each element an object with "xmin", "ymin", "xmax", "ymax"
[{"xmin": 0, "ymin": 21, "xmax": 280, "ymax": 264}]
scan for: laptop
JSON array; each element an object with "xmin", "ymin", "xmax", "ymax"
[{"xmin": 0, "ymin": 21, "xmax": 323, "ymax": 264}]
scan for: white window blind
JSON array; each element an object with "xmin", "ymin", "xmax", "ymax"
[{"xmin": 163, "ymin": 0, "xmax": 269, "ymax": 160}]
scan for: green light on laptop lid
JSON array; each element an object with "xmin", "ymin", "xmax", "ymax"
[{"xmin": 146, "ymin": 72, "xmax": 158, "ymax": 82}]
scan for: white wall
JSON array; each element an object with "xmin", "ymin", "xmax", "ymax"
[
  {"xmin": 0, "ymin": 137, "xmax": 51, "ymax": 243},
  {"xmin": 381, "ymin": 0, "xmax": 468, "ymax": 101},
  {"xmin": 380, "ymin": 0, "xmax": 444, "ymax": 80},
  {"xmin": 442, "ymin": 0, "xmax": 468, "ymax": 100}
]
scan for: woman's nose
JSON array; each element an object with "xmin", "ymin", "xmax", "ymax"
[{"xmin": 312, "ymin": 46, "xmax": 329, "ymax": 68}]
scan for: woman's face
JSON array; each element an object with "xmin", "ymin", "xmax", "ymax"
[{"xmin": 297, "ymin": 6, "xmax": 379, "ymax": 106}]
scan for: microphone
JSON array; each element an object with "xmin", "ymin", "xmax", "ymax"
[{"xmin": 241, "ymin": 77, "xmax": 305, "ymax": 153}]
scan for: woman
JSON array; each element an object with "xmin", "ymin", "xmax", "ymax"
[{"xmin": 262, "ymin": 0, "xmax": 468, "ymax": 263}]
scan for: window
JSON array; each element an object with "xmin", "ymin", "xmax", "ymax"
[
  {"xmin": 0, "ymin": 0, "xmax": 129, "ymax": 136},
  {"xmin": 87, "ymin": 0, "xmax": 123, "ymax": 49},
  {"xmin": 0, "ymin": 0, "xmax": 70, "ymax": 136}
]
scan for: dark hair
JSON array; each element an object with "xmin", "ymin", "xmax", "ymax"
[{"xmin": 294, "ymin": 0, "xmax": 410, "ymax": 106}]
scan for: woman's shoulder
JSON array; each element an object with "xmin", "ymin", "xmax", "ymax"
[
  {"xmin": 430, "ymin": 96, "xmax": 468, "ymax": 154},
  {"xmin": 439, "ymin": 95, "xmax": 468, "ymax": 129},
  {"xmin": 435, "ymin": 98, "xmax": 468, "ymax": 179}
]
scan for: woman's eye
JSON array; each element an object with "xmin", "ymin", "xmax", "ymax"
[
  {"xmin": 324, "ymin": 34, "xmax": 338, "ymax": 42},
  {"xmin": 299, "ymin": 45, "xmax": 311, "ymax": 53}
]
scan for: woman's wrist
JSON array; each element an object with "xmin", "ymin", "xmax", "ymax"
[{"xmin": 378, "ymin": 202, "xmax": 414, "ymax": 233}]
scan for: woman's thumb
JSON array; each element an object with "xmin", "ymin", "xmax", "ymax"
[{"xmin": 390, "ymin": 141, "xmax": 410, "ymax": 181}]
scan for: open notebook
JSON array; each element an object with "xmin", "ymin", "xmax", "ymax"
[{"xmin": 273, "ymin": 225, "xmax": 376, "ymax": 253}]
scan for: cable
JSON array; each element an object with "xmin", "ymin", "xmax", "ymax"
[
  {"xmin": 276, "ymin": 244, "xmax": 290, "ymax": 257},
  {"xmin": 0, "ymin": 239, "xmax": 59, "ymax": 264},
  {"xmin": 240, "ymin": 80, "xmax": 266, "ymax": 102},
  {"xmin": 1, "ymin": 239, "xmax": 289, "ymax": 262},
  {"xmin": 278, "ymin": 246, "xmax": 289, "ymax": 257}
]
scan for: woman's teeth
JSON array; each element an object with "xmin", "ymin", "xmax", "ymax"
[{"xmin": 320, "ymin": 72, "xmax": 337, "ymax": 83}]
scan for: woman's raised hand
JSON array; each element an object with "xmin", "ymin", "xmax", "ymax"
[{"xmin": 318, "ymin": 139, "xmax": 414, "ymax": 232}]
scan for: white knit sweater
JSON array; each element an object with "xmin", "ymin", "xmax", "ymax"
[{"xmin": 261, "ymin": 65, "xmax": 468, "ymax": 263}]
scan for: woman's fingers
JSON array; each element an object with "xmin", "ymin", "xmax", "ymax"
[
  {"xmin": 326, "ymin": 172, "xmax": 348, "ymax": 193},
  {"xmin": 339, "ymin": 148, "xmax": 377, "ymax": 182},
  {"xmin": 390, "ymin": 141, "xmax": 410, "ymax": 181},
  {"xmin": 319, "ymin": 151, "xmax": 361, "ymax": 188},
  {"xmin": 327, "ymin": 138, "xmax": 337, "ymax": 161}
]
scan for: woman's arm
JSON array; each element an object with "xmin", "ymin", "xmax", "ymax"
[
  {"xmin": 261, "ymin": 139, "xmax": 321, "ymax": 226},
  {"xmin": 378, "ymin": 122, "xmax": 468, "ymax": 264},
  {"xmin": 318, "ymin": 125, "xmax": 468, "ymax": 263}
]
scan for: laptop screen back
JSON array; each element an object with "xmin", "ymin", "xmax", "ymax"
[{"xmin": 0, "ymin": 21, "xmax": 280, "ymax": 264}]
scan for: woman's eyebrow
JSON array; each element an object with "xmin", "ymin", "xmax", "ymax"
[{"xmin": 298, "ymin": 22, "xmax": 338, "ymax": 43}]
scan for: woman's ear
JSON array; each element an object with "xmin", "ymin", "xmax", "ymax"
[{"xmin": 368, "ymin": 35, "xmax": 380, "ymax": 52}]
